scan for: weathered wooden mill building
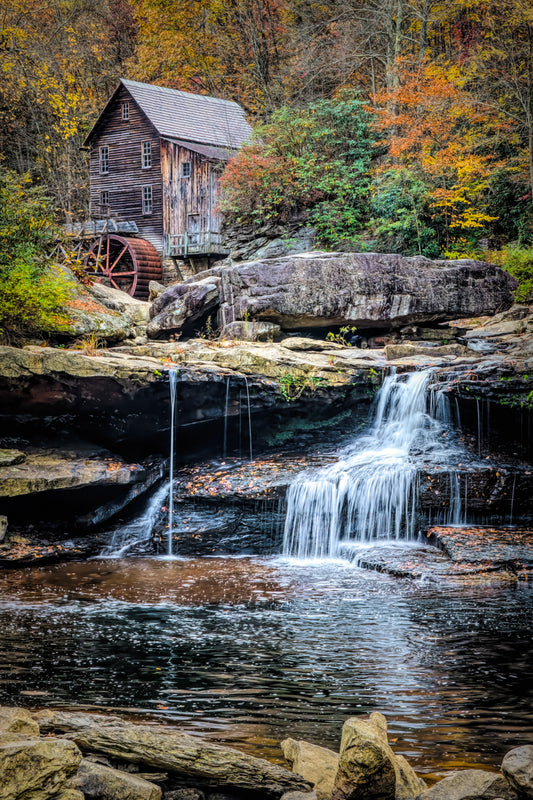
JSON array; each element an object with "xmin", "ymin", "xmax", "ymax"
[{"xmin": 83, "ymin": 79, "xmax": 251, "ymax": 291}]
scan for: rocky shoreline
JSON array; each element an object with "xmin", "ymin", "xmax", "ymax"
[{"xmin": 1, "ymin": 706, "xmax": 531, "ymax": 800}]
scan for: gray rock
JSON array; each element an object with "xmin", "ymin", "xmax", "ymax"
[
  {"xmin": 385, "ymin": 343, "xmax": 469, "ymax": 360},
  {"xmin": 148, "ymin": 278, "xmax": 220, "ymax": 338},
  {"xmin": 87, "ymin": 282, "xmax": 151, "ymax": 325},
  {"xmin": 280, "ymin": 792, "xmax": 318, "ymax": 800},
  {"xmin": 281, "ymin": 737, "xmax": 338, "ymax": 800},
  {"xmin": 0, "ymin": 734, "xmax": 82, "ymax": 800},
  {"xmin": 221, "ymin": 321, "xmax": 282, "ymax": 342},
  {"xmin": 331, "ymin": 712, "xmax": 396, "ymax": 800},
  {"xmin": 0, "ymin": 516, "xmax": 7, "ymax": 543},
  {"xmin": 219, "ymin": 252, "xmax": 516, "ymax": 331},
  {"xmin": 280, "ymin": 337, "xmax": 344, "ymax": 352},
  {"xmin": 74, "ymin": 758, "xmax": 161, "ymax": 800},
  {"xmin": 0, "ymin": 444, "xmax": 157, "ymax": 500},
  {"xmin": 417, "ymin": 769, "xmax": 517, "ymax": 800},
  {"xmin": 501, "ymin": 745, "xmax": 533, "ymax": 797},
  {"xmin": 51, "ymin": 791, "xmax": 85, "ymax": 800},
  {"xmin": 164, "ymin": 790, "xmax": 205, "ymax": 800},
  {"xmin": 149, "ymin": 281, "xmax": 167, "ymax": 301}
]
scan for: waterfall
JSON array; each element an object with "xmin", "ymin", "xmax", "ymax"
[
  {"xmin": 168, "ymin": 368, "xmax": 178, "ymax": 556},
  {"xmin": 99, "ymin": 481, "xmax": 168, "ymax": 557},
  {"xmin": 283, "ymin": 370, "xmax": 463, "ymax": 559}
]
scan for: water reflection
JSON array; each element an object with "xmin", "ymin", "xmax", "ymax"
[{"xmin": 0, "ymin": 556, "xmax": 531, "ymax": 776}]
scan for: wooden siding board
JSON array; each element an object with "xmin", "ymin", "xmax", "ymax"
[{"xmin": 161, "ymin": 140, "xmax": 225, "ymax": 254}]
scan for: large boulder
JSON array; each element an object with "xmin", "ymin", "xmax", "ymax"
[
  {"xmin": 218, "ymin": 252, "xmax": 517, "ymax": 330},
  {"xmin": 0, "ymin": 733, "xmax": 82, "ymax": 800},
  {"xmin": 281, "ymin": 737, "xmax": 339, "ymax": 800},
  {"xmin": 501, "ymin": 746, "xmax": 533, "ymax": 798},
  {"xmin": 147, "ymin": 277, "xmax": 220, "ymax": 338},
  {"xmin": 331, "ymin": 713, "xmax": 426, "ymax": 800},
  {"xmin": 417, "ymin": 769, "xmax": 517, "ymax": 799}
]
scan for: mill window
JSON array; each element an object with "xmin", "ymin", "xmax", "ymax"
[
  {"xmin": 142, "ymin": 141, "xmax": 152, "ymax": 169},
  {"xmin": 122, "ymin": 102, "xmax": 130, "ymax": 120},
  {"xmin": 142, "ymin": 185, "xmax": 153, "ymax": 215},
  {"xmin": 181, "ymin": 162, "xmax": 191, "ymax": 178},
  {"xmin": 99, "ymin": 146, "xmax": 109, "ymax": 174}
]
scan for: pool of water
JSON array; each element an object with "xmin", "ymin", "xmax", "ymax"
[{"xmin": 1, "ymin": 554, "xmax": 532, "ymax": 778}]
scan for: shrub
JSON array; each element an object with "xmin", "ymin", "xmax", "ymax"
[
  {"xmin": 220, "ymin": 93, "xmax": 377, "ymax": 248},
  {"xmin": 0, "ymin": 169, "xmax": 72, "ymax": 342},
  {"xmin": 370, "ymin": 168, "xmax": 440, "ymax": 257},
  {"xmin": 487, "ymin": 246, "xmax": 533, "ymax": 303}
]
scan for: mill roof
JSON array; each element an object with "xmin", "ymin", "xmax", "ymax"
[{"xmin": 84, "ymin": 79, "xmax": 252, "ymax": 152}]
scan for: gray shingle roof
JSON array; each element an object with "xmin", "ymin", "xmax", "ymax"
[{"xmin": 85, "ymin": 79, "xmax": 252, "ymax": 150}]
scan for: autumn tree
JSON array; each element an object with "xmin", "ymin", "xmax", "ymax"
[
  {"xmin": 0, "ymin": 0, "xmax": 137, "ymax": 219},
  {"xmin": 371, "ymin": 60, "xmax": 507, "ymax": 254},
  {"xmin": 128, "ymin": 0, "xmax": 289, "ymax": 115}
]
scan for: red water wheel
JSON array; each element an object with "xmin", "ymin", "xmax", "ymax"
[{"xmin": 84, "ymin": 235, "xmax": 162, "ymax": 300}]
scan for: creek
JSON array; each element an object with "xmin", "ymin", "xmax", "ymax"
[
  {"xmin": 1, "ymin": 368, "xmax": 532, "ymax": 781},
  {"xmin": 0, "ymin": 556, "xmax": 532, "ymax": 780}
]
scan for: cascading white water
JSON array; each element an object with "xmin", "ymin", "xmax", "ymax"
[
  {"xmin": 283, "ymin": 370, "xmax": 463, "ymax": 559},
  {"xmin": 99, "ymin": 481, "xmax": 168, "ymax": 557}
]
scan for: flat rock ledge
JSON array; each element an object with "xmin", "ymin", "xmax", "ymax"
[{"xmin": 0, "ymin": 707, "xmax": 530, "ymax": 800}]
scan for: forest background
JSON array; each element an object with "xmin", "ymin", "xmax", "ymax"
[{"xmin": 1, "ymin": 0, "xmax": 533, "ymax": 341}]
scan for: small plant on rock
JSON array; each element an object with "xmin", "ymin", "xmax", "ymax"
[{"xmin": 326, "ymin": 326, "xmax": 358, "ymax": 347}]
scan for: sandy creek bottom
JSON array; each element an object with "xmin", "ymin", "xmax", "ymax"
[{"xmin": 0, "ymin": 552, "xmax": 532, "ymax": 782}]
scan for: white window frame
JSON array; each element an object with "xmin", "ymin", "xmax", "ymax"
[
  {"xmin": 122, "ymin": 102, "xmax": 129, "ymax": 121},
  {"xmin": 99, "ymin": 146, "xmax": 109, "ymax": 174},
  {"xmin": 142, "ymin": 141, "xmax": 152, "ymax": 169},
  {"xmin": 142, "ymin": 185, "xmax": 153, "ymax": 215},
  {"xmin": 181, "ymin": 162, "xmax": 191, "ymax": 178}
]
